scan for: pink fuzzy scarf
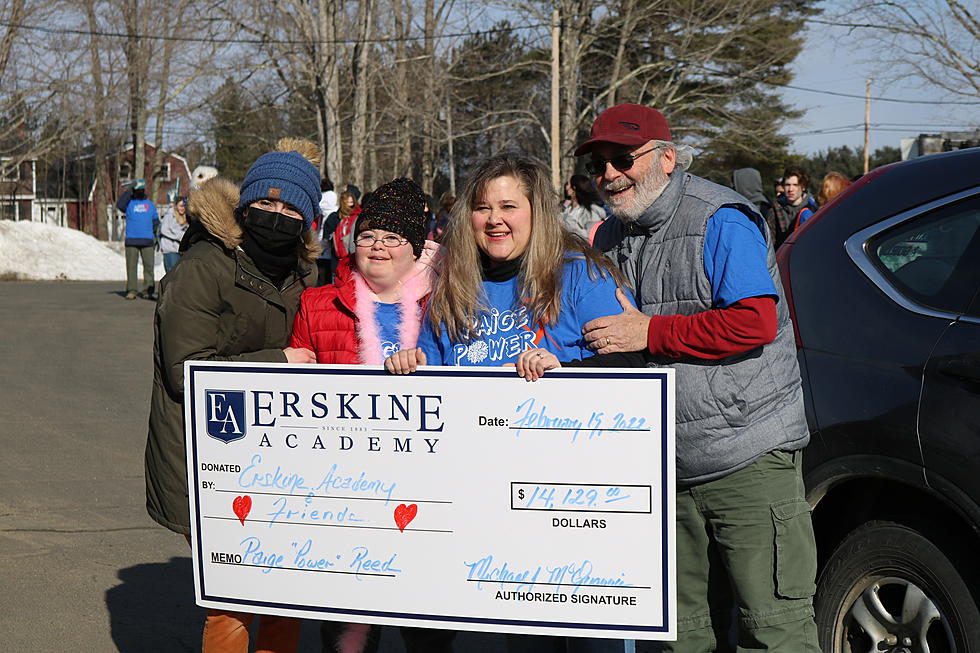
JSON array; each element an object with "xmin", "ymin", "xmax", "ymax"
[
  {"xmin": 333, "ymin": 245, "xmax": 440, "ymax": 653},
  {"xmin": 351, "ymin": 244, "xmax": 436, "ymax": 364}
]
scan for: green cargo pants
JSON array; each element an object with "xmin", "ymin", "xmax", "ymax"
[
  {"xmin": 656, "ymin": 449, "xmax": 819, "ymax": 653},
  {"xmin": 125, "ymin": 244, "xmax": 155, "ymax": 295}
]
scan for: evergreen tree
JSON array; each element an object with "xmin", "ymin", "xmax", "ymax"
[
  {"xmin": 794, "ymin": 145, "xmax": 901, "ymax": 183},
  {"xmin": 212, "ymin": 79, "xmax": 286, "ymax": 182}
]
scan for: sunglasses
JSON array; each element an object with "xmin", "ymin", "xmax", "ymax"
[{"xmin": 585, "ymin": 146, "xmax": 660, "ymax": 176}]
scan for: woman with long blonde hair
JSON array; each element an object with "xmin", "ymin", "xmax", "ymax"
[
  {"xmin": 385, "ymin": 154, "xmax": 631, "ymax": 652},
  {"xmin": 386, "ymin": 154, "xmax": 630, "ymax": 371}
]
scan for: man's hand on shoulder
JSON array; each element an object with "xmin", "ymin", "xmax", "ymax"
[{"xmin": 582, "ymin": 288, "xmax": 650, "ymax": 354}]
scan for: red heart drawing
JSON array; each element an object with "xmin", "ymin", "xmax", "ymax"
[
  {"xmin": 232, "ymin": 495, "xmax": 252, "ymax": 526},
  {"xmin": 393, "ymin": 503, "xmax": 418, "ymax": 532}
]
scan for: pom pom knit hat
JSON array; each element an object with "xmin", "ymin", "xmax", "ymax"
[{"xmin": 238, "ymin": 150, "xmax": 322, "ymax": 230}]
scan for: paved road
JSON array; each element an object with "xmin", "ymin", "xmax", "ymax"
[{"xmin": 0, "ymin": 281, "xmax": 518, "ymax": 652}]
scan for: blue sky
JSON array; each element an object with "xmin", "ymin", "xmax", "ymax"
[{"xmin": 781, "ymin": 20, "xmax": 980, "ymax": 155}]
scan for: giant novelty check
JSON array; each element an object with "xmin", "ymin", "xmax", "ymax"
[{"xmin": 185, "ymin": 362, "xmax": 676, "ymax": 640}]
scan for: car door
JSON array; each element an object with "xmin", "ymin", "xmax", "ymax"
[{"xmin": 902, "ymin": 197, "xmax": 980, "ymax": 521}]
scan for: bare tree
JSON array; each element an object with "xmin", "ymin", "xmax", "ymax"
[
  {"xmin": 826, "ymin": 0, "xmax": 980, "ymax": 100},
  {"xmin": 241, "ymin": 0, "xmax": 347, "ymax": 182},
  {"xmin": 0, "ymin": 0, "xmax": 28, "ymax": 83},
  {"xmin": 349, "ymin": 0, "xmax": 374, "ymax": 190},
  {"xmin": 84, "ymin": 0, "xmax": 116, "ymax": 238}
]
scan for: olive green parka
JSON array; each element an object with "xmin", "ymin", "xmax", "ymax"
[{"xmin": 144, "ymin": 176, "xmax": 319, "ymax": 534}]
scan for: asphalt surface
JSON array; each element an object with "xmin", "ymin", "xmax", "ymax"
[{"xmin": 0, "ymin": 281, "xmax": 516, "ymax": 652}]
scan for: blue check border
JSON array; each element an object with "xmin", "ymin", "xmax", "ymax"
[{"xmin": 187, "ymin": 363, "xmax": 673, "ymax": 635}]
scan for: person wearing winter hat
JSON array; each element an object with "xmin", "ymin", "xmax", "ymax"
[
  {"xmin": 290, "ymin": 177, "xmax": 448, "ymax": 653},
  {"xmin": 291, "ymin": 176, "xmax": 437, "ymax": 365},
  {"xmin": 145, "ymin": 138, "xmax": 322, "ymax": 653}
]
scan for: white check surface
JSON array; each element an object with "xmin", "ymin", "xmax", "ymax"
[{"xmin": 185, "ymin": 362, "xmax": 675, "ymax": 640}]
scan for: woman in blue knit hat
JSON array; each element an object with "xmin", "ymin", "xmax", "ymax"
[{"xmin": 145, "ymin": 138, "xmax": 322, "ymax": 653}]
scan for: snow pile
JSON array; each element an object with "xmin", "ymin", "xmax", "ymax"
[{"xmin": 0, "ymin": 220, "xmax": 164, "ymax": 281}]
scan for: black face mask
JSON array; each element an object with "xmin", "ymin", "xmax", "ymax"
[
  {"xmin": 243, "ymin": 207, "xmax": 304, "ymax": 254},
  {"xmin": 240, "ymin": 207, "xmax": 304, "ymax": 287}
]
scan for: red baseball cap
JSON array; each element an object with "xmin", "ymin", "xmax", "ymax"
[{"xmin": 574, "ymin": 104, "xmax": 672, "ymax": 156}]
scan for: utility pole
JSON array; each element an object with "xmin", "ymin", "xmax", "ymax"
[
  {"xmin": 550, "ymin": 7, "xmax": 560, "ymax": 192},
  {"xmin": 863, "ymin": 78, "xmax": 871, "ymax": 174}
]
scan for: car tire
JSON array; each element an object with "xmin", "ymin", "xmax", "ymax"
[{"xmin": 815, "ymin": 520, "xmax": 980, "ymax": 653}]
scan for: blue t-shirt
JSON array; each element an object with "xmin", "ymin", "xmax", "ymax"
[
  {"xmin": 703, "ymin": 207, "xmax": 777, "ymax": 308},
  {"xmin": 124, "ymin": 199, "xmax": 159, "ymax": 244},
  {"xmin": 418, "ymin": 256, "xmax": 634, "ymax": 366},
  {"xmin": 375, "ymin": 302, "xmax": 417, "ymax": 360}
]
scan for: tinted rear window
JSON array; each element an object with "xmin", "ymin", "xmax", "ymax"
[{"xmin": 872, "ymin": 195, "xmax": 980, "ymax": 316}]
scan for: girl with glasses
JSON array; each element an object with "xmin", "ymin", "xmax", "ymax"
[
  {"xmin": 289, "ymin": 178, "xmax": 451, "ymax": 653},
  {"xmin": 291, "ymin": 177, "xmax": 438, "ymax": 366}
]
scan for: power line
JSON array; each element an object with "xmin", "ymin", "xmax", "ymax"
[
  {"xmin": 787, "ymin": 123, "xmax": 980, "ymax": 137},
  {"xmin": 5, "ymin": 19, "xmax": 978, "ymax": 115},
  {"xmin": 0, "ymin": 19, "xmax": 546, "ymax": 45},
  {"xmin": 682, "ymin": 61, "xmax": 980, "ymax": 106}
]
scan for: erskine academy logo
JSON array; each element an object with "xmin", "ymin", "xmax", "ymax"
[
  {"xmin": 203, "ymin": 386, "xmax": 447, "ymax": 446},
  {"xmin": 206, "ymin": 390, "xmax": 247, "ymax": 443}
]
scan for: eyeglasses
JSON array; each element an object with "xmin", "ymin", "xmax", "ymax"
[
  {"xmin": 585, "ymin": 146, "xmax": 660, "ymax": 176},
  {"xmin": 355, "ymin": 233, "xmax": 408, "ymax": 248}
]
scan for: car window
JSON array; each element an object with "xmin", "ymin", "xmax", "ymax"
[{"xmin": 871, "ymin": 195, "xmax": 980, "ymax": 316}]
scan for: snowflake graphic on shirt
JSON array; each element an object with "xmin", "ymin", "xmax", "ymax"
[{"xmin": 466, "ymin": 341, "xmax": 489, "ymax": 364}]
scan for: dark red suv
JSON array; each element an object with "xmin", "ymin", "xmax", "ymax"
[{"xmin": 777, "ymin": 148, "xmax": 980, "ymax": 653}]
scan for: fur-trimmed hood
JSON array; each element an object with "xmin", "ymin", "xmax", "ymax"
[{"xmin": 185, "ymin": 176, "xmax": 321, "ymax": 264}]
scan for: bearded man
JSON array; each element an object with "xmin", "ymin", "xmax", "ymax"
[{"xmin": 576, "ymin": 104, "xmax": 820, "ymax": 652}]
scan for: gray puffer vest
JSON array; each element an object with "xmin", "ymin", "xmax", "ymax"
[{"xmin": 594, "ymin": 171, "xmax": 809, "ymax": 486}]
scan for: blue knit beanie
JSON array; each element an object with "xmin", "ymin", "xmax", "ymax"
[{"xmin": 238, "ymin": 150, "xmax": 321, "ymax": 230}]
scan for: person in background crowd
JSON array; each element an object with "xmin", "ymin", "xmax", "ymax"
[
  {"xmin": 570, "ymin": 103, "xmax": 818, "ymax": 653},
  {"xmin": 328, "ymin": 190, "xmax": 360, "ymax": 261},
  {"xmin": 346, "ymin": 183, "xmax": 362, "ymax": 203},
  {"xmin": 774, "ymin": 176, "xmax": 785, "ymax": 204},
  {"xmin": 767, "ymin": 165, "xmax": 817, "ymax": 245},
  {"xmin": 119, "ymin": 179, "xmax": 159, "ymax": 300},
  {"xmin": 732, "ymin": 168, "xmax": 773, "ymax": 220},
  {"xmin": 422, "ymin": 194, "xmax": 437, "ymax": 239},
  {"xmin": 145, "ymin": 138, "xmax": 321, "ymax": 653},
  {"xmin": 315, "ymin": 178, "xmax": 339, "ymax": 285},
  {"xmin": 158, "ymin": 196, "xmax": 188, "ymax": 274},
  {"xmin": 290, "ymin": 178, "xmax": 447, "ymax": 653},
  {"xmin": 433, "ymin": 191, "xmax": 455, "ymax": 241},
  {"xmin": 817, "ymin": 171, "xmax": 852, "ymax": 207},
  {"xmin": 320, "ymin": 177, "xmax": 338, "ymax": 217},
  {"xmin": 560, "ymin": 173, "xmax": 606, "ymax": 241},
  {"xmin": 339, "ymin": 191, "xmax": 365, "ymax": 258}
]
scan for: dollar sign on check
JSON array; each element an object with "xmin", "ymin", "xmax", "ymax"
[{"xmin": 518, "ymin": 489, "xmax": 525, "ymax": 500}]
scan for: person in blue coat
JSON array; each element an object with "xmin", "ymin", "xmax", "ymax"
[
  {"xmin": 384, "ymin": 155, "xmax": 634, "ymax": 653},
  {"xmin": 386, "ymin": 154, "xmax": 632, "ymax": 374},
  {"xmin": 120, "ymin": 179, "xmax": 159, "ymax": 299}
]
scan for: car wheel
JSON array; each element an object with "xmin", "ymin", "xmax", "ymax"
[{"xmin": 815, "ymin": 520, "xmax": 980, "ymax": 653}]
